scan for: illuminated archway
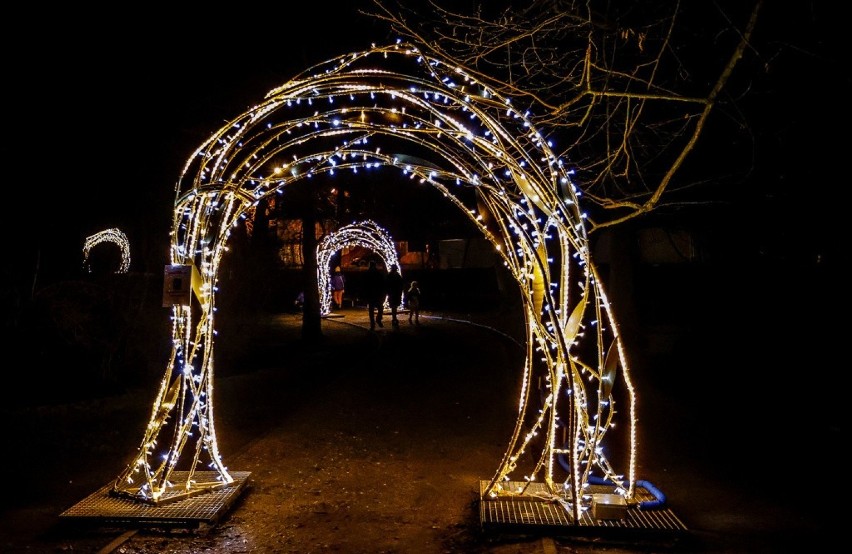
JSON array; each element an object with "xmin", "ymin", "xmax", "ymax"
[
  {"xmin": 316, "ymin": 219, "xmax": 402, "ymax": 315},
  {"xmin": 82, "ymin": 228, "xmax": 131, "ymax": 274},
  {"xmin": 112, "ymin": 41, "xmax": 637, "ymax": 523}
]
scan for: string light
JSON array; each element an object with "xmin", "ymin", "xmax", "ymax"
[
  {"xmin": 316, "ymin": 219, "xmax": 403, "ymax": 315},
  {"xmin": 82, "ymin": 228, "xmax": 131, "ymax": 273},
  {"xmin": 111, "ymin": 41, "xmax": 639, "ymax": 519}
]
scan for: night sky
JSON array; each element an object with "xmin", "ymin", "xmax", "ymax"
[
  {"xmin": 3, "ymin": 3, "xmax": 391, "ymax": 282},
  {"xmin": 2, "ymin": 1, "xmax": 844, "ymax": 283}
]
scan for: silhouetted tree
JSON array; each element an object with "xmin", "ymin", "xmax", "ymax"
[
  {"xmin": 368, "ymin": 0, "xmax": 763, "ymax": 231},
  {"xmin": 276, "ymin": 178, "xmax": 341, "ymax": 342}
]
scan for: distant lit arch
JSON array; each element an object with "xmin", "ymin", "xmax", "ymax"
[
  {"xmin": 111, "ymin": 41, "xmax": 637, "ymax": 525},
  {"xmin": 317, "ymin": 219, "xmax": 401, "ymax": 315},
  {"xmin": 82, "ymin": 227, "xmax": 131, "ymax": 274}
]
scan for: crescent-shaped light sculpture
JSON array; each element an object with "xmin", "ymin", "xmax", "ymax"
[{"xmin": 82, "ymin": 228, "xmax": 131, "ymax": 274}]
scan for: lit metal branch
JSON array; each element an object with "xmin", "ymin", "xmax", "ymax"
[{"xmin": 112, "ymin": 41, "xmax": 635, "ymax": 524}]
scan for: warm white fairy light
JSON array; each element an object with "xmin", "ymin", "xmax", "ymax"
[
  {"xmin": 316, "ymin": 219, "xmax": 402, "ymax": 315},
  {"xmin": 82, "ymin": 227, "xmax": 131, "ymax": 273},
  {"xmin": 111, "ymin": 41, "xmax": 639, "ymax": 518}
]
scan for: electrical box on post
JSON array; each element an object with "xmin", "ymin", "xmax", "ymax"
[{"xmin": 163, "ymin": 264, "xmax": 197, "ymax": 307}]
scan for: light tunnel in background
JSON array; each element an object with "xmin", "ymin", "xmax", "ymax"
[
  {"xmin": 317, "ymin": 219, "xmax": 402, "ymax": 315},
  {"xmin": 82, "ymin": 228, "xmax": 131, "ymax": 274}
]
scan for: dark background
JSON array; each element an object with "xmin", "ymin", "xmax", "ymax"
[
  {"xmin": 0, "ymin": 1, "xmax": 845, "ymax": 401},
  {"xmin": 2, "ymin": 3, "xmax": 390, "ymax": 281},
  {"xmin": 2, "ymin": 2, "xmax": 844, "ymax": 276},
  {"xmin": 0, "ymin": 4, "xmax": 844, "ymax": 551}
]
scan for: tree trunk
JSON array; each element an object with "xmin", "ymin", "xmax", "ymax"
[{"xmin": 300, "ymin": 210, "xmax": 323, "ymax": 342}]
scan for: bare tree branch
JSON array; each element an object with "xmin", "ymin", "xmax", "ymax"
[{"xmin": 365, "ymin": 0, "xmax": 764, "ymax": 233}]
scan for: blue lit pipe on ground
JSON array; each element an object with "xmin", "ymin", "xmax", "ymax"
[{"xmin": 556, "ymin": 451, "xmax": 667, "ymax": 509}]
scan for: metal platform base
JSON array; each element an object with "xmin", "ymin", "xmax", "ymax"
[
  {"xmin": 59, "ymin": 471, "xmax": 251, "ymax": 534},
  {"xmin": 479, "ymin": 480, "xmax": 688, "ymax": 541}
]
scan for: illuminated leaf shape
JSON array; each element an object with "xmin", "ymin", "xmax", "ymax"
[
  {"xmin": 564, "ymin": 295, "xmax": 586, "ymax": 344},
  {"xmin": 601, "ymin": 341, "xmax": 618, "ymax": 399}
]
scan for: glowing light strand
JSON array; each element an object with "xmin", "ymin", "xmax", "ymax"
[
  {"xmin": 111, "ymin": 41, "xmax": 637, "ymax": 521},
  {"xmin": 316, "ymin": 219, "xmax": 402, "ymax": 315},
  {"xmin": 82, "ymin": 228, "xmax": 131, "ymax": 273}
]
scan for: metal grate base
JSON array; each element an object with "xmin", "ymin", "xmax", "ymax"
[
  {"xmin": 479, "ymin": 480, "xmax": 688, "ymax": 540},
  {"xmin": 59, "ymin": 471, "xmax": 251, "ymax": 533}
]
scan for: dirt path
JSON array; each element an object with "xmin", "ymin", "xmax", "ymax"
[{"xmin": 0, "ymin": 309, "xmax": 835, "ymax": 553}]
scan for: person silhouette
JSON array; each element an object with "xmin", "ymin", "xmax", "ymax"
[
  {"xmin": 406, "ymin": 280, "xmax": 421, "ymax": 325},
  {"xmin": 330, "ymin": 266, "xmax": 345, "ymax": 309},
  {"xmin": 385, "ymin": 264, "xmax": 404, "ymax": 329},
  {"xmin": 364, "ymin": 260, "xmax": 386, "ymax": 330}
]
